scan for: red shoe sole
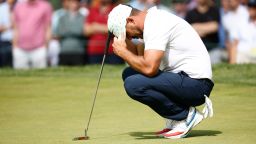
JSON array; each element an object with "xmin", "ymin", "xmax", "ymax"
[{"xmin": 155, "ymin": 128, "xmax": 172, "ymax": 135}]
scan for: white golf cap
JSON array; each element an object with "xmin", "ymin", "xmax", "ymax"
[{"xmin": 108, "ymin": 4, "xmax": 132, "ymax": 38}]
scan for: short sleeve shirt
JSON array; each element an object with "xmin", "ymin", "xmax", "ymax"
[
  {"xmin": 222, "ymin": 5, "xmax": 251, "ymax": 52},
  {"xmin": 143, "ymin": 7, "xmax": 212, "ymax": 79},
  {"xmin": 13, "ymin": 0, "xmax": 52, "ymax": 50}
]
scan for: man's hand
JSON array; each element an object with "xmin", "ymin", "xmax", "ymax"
[
  {"xmin": 112, "ymin": 32, "xmax": 127, "ymax": 56},
  {"xmin": 112, "ymin": 32, "xmax": 163, "ymax": 77}
]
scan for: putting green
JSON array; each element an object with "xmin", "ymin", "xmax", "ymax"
[{"xmin": 0, "ymin": 64, "xmax": 255, "ymax": 144}]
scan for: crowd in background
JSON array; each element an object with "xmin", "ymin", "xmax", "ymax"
[{"xmin": 0, "ymin": 0, "xmax": 256, "ymax": 69}]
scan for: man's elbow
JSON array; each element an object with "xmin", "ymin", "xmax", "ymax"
[{"xmin": 144, "ymin": 67, "xmax": 158, "ymax": 77}]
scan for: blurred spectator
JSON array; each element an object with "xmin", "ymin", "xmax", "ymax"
[
  {"xmin": 0, "ymin": 0, "xmax": 16, "ymax": 67},
  {"xmin": 146, "ymin": 0, "xmax": 172, "ymax": 12},
  {"xmin": 187, "ymin": 0, "xmax": 197, "ymax": 10},
  {"xmin": 48, "ymin": 0, "xmax": 69, "ymax": 67},
  {"xmin": 185, "ymin": 0, "xmax": 222, "ymax": 64},
  {"xmin": 12, "ymin": 0, "xmax": 52, "ymax": 69},
  {"xmin": 115, "ymin": 0, "xmax": 125, "ymax": 4},
  {"xmin": 129, "ymin": 0, "xmax": 171, "ymax": 12},
  {"xmin": 240, "ymin": 0, "xmax": 249, "ymax": 5},
  {"xmin": 246, "ymin": 0, "xmax": 256, "ymax": 61},
  {"xmin": 52, "ymin": 0, "xmax": 69, "ymax": 42},
  {"xmin": 79, "ymin": 0, "xmax": 89, "ymax": 16},
  {"xmin": 90, "ymin": 0, "xmax": 121, "ymax": 7},
  {"xmin": 84, "ymin": 0, "xmax": 123, "ymax": 64},
  {"xmin": 222, "ymin": 0, "xmax": 252, "ymax": 64},
  {"xmin": 17, "ymin": 0, "xmax": 27, "ymax": 2},
  {"xmin": 56, "ymin": 0, "xmax": 86, "ymax": 66},
  {"xmin": 171, "ymin": 0, "xmax": 188, "ymax": 19},
  {"xmin": 128, "ymin": 0, "xmax": 149, "ymax": 10},
  {"xmin": 219, "ymin": 0, "xmax": 230, "ymax": 49},
  {"xmin": 91, "ymin": 0, "xmax": 100, "ymax": 7}
]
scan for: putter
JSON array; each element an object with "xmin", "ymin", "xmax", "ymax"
[{"xmin": 73, "ymin": 31, "xmax": 112, "ymax": 141}]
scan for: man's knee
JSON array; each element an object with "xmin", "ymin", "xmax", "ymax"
[
  {"xmin": 122, "ymin": 67, "xmax": 130, "ymax": 81},
  {"xmin": 122, "ymin": 67, "xmax": 138, "ymax": 81},
  {"xmin": 124, "ymin": 75, "xmax": 145, "ymax": 100}
]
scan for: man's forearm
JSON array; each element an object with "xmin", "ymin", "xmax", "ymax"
[
  {"xmin": 192, "ymin": 22, "xmax": 218, "ymax": 37},
  {"xmin": 45, "ymin": 25, "xmax": 52, "ymax": 47},
  {"xmin": 12, "ymin": 15, "xmax": 18, "ymax": 48},
  {"xmin": 12, "ymin": 27, "xmax": 18, "ymax": 48},
  {"xmin": 93, "ymin": 23, "xmax": 108, "ymax": 34},
  {"xmin": 117, "ymin": 48, "xmax": 157, "ymax": 76},
  {"xmin": 84, "ymin": 23, "xmax": 108, "ymax": 36},
  {"xmin": 227, "ymin": 40, "xmax": 238, "ymax": 64},
  {"xmin": 112, "ymin": 35, "xmax": 163, "ymax": 77},
  {"xmin": 114, "ymin": 41, "xmax": 162, "ymax": 77}
]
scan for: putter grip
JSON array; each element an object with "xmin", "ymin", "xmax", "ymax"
[{"xmin": 104, "ymin": 31, "xmax": 112, "ymax": 55}]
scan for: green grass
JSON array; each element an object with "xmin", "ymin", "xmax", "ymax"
[{"xmin": 0, "ymin": 64, "xmax": 256, "ymax": 144}]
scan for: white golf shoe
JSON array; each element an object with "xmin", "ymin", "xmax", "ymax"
[
  {"xmin": 155, "ymin": 119, "xmax": 174, "ymax": 136},
  {"xmin": 157, "ymin": 95, "xmax": 214, "ymax": 139},
  {"xmin": 163, "ymin": 107, "xmax": 204, "ymax": 139}
]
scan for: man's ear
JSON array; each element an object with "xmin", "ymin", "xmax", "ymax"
[{"xmin": 126, "ymin": 17, "xmax": 135, "ymax": 24}]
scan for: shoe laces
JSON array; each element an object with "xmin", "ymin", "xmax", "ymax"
[{"xmin": 202, "ymin": 95, "xmax": 213, "ymax": 119}]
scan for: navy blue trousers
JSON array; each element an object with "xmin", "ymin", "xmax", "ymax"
[
  {"xmin": 0, "ymin": 41, "xmax": 12, "ymax": 67},
  {"xmin": 122, "ymin": 67, "xmax": 214, "ymax": 120}
]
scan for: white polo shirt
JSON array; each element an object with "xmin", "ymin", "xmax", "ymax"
[
  {"xmin": 249, "ymin": 21, "xmax": 256, "ymax": 51},
  {"xmin": 143, "ymin": 7, "xmax": 212, "ymax": 80},
  {"xmin": 222, "ymin": 5, "xmax": 251, "ymax": 53}
]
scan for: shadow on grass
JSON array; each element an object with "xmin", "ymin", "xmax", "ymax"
[
  {"xmin": 129, "ymin": 131, "xmax": 164, "ymax": 140},
  {"xmin": 129, "ymin": 130, "xmax": 222, "ymax": 140},
  {"xmin": 187, "ymin": 130, "xmax": 222, "ymax": 138}
]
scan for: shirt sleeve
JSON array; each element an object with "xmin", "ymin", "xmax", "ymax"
[{"xmin": 144, "ymin": 17, "xmax": 170, "ymax": 51}]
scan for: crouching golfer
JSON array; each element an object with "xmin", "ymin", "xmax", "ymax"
[{"xmin": 108, "ymin": 4, "xmax": 214, "ymax": 139}]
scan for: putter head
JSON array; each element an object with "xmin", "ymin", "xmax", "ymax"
[
  {"xmin": 73, "ymin": 129, "xmax": 89, "ymax": 141},
  {"xmin": 72, "ymin": 136, "xmax": 89, "ymax": 141}
]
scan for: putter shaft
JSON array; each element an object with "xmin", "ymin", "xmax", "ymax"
[{"xmin": 84, "ymin": 31, "xmax": 112, "ymax": 137}]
